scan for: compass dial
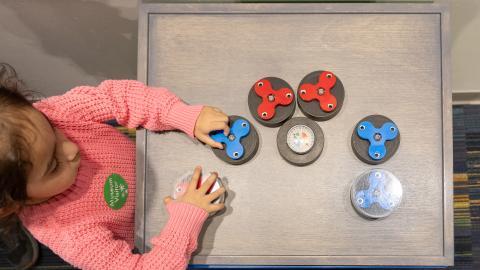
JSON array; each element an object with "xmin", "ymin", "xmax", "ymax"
[
  {"xmin": 277, "ymin": 117, "xmax": 324, "ymax": 166},
  {"xmin": 286, "ymin": 125, "xmax": 315, "ymax": 154}
]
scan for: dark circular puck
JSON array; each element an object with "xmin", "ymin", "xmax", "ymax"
[
  {"xmin": 297, "ymin": 70, "xmax": 345, "ymax": 121},
  {"xmin": 277, "ymin": 117, "xmax": 324, "ymax": 166},
  {"xmin": 248, "ymin": 77, "xmax": 296, "ymax": 127},
  {"xmin": 351, "ymin": 168, "xmax": 403, "ymax": 219},
  {"xmin": 351, "ymin": 115, "xmax": 401, "ymax": 165},
  {"xmin": 211, "ymin": 115, "xmax": 259, "ymax": 165}
]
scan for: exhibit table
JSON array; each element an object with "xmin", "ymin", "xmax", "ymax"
[{"xmin": 135, "ymin": 2, "xmax": 453, "ymax": 267}]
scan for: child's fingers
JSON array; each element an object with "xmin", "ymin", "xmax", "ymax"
[
  {"xmin": 212, "ymin": 111, "xmax": 228, "ymax": 123},
  {"xmin": 208, "ymin": 203, "xmax": 225, "ymax": 213},
  {"xmin": 221, "ymin": 123, "xmax": 230, "ymax": 136},
  {"xmin": 211, "ymin": 107, "xmax": 226, "ymax": 116},
  {"xmin": 188, "ymin": 166, "xmax": 202, "ymax": 192},
  {"xmin": 215, "ymin": 112, "xmax": 228, "ymax": 122},
  {"xmin": 210, "ymin": 121, "xmax": 230, "ymax": 136},
  {"xmin": 210, "ymin": 121, "xmax": 228, "ymax": 131},
  {"xmin": 163, "ymin": 196, "xmax": 173, "ymax": 205},
  {"xmin": 206, "ymin": 187, "xmax": 226, "ymax": 202},
  {"xmin": 200, "ymin": 172, "xmax": 218, "ymax": 194},
  {"xmin": 213, "ymin": 112, "xmax": 229, "ymax": 135},
  {"xmin": 199, "ymin": 134, "xmax": 224, "ymax": 149}
]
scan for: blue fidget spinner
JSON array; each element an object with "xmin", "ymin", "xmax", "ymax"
[
  {"xmin": 210, "ymin": 119, "xmax": 250, "ymax": 160},
  {"xmin": 357, "ymin": 121, "xmax": 399, "ymax": 160},
  {"xmin": 355, "ymin": 170, "xmax": 395, "ymax": 210}
]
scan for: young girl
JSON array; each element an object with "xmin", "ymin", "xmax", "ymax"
[{"xmin": 0, "ymin": 63, "xmax": 229, "ymax": 269}]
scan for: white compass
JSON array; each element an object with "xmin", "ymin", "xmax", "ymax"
[
  {"xmin": 286, "ymin": 125, "xmax": 315, "ymax": 154},
  {"xmin": 277, "ymin": 117, "xmax": 324, "ymax": 166}
]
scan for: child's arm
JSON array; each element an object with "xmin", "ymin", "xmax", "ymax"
[
  {"xmin": 34, "ymin": 80, "xmax": 217, "ymax": 138},
  {"xmin": 56, "ymin": 202, "xmax": 207, "ymax": 270},
  {"xmin": 29, "ymin": 167, "xmax": 225, "ymax": 270}
]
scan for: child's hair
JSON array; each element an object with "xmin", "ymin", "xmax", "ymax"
[{"xmin": 0, "ymin": 63, "xmax": 36, "ymax": 232}]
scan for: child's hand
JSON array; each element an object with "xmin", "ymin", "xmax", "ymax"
[
  {"xmin": 194, "ymin": 106, "xmax": 230, "ymax": 149},
  {"xmin": 163, "ymin": 166, "xmax": 226, "ymax": 214}
]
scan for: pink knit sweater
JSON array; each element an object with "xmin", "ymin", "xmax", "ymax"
[{"xmin": 18, "ymin": 80, "xmax": 209, "ymax": 270}]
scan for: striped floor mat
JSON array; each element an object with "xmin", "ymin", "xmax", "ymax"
[{"xmin": 452, "ymin": 105, "xmax": 480, "ymax": 270}]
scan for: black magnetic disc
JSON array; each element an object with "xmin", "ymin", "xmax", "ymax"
[
  {"xmin": 277, "ymin": 117, "xmax": 324, "ymax": 166},
  {"xmin": 211, "ymin": 115, "xmax": 259, "ymax": 165},
  {"xmin": 297, "ymin": 70, "xmax": 345, "ymax": 121},
  {"xmin": 248, "ymin": 77, "xmax": 296, "ymax": 127},
  {"xmin": 351, "ymin": 115, "xmax": 401, "ymax": 165}
]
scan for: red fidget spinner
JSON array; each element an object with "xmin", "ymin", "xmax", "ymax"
[
  {"xmin": 254, "ymin": 79, "xmax": 294, "ymax": 120},
  {"xmin": 298, "ymin": 71, "xmax": 337, "ymax": 112}
]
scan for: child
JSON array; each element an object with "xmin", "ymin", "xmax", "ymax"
[{"xmin": 0, "ymin": 63, "xmax": 228, "ymax": 269}]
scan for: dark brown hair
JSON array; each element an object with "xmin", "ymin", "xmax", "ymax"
[{"xmin": 0, "ymin": 63, "xmax": 35, "ymax": 232}]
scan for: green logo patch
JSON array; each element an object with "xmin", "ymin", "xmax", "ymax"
[{"xmin": 104, "ymin": 173, "xmax": 128, "ymax": 210}]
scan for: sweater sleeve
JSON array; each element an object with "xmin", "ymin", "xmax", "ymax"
[
  {"xmin": 47, "ymin": 202, "xmax": 208, "ymax": 270},
  {"xmin": 33, "ymin": 80, "xmax": 203, "ymax": 137}
]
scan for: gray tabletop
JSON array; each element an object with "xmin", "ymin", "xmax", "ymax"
[{"xmin": 135, "ymin": 3, "xmax": 453, "ymax": 266}]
